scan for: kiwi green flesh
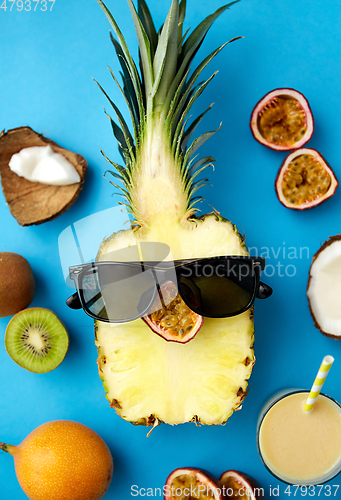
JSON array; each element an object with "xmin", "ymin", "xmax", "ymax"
[{"xmin": 5, "ymin": 308, "xmax": 69, "ymax": 373}]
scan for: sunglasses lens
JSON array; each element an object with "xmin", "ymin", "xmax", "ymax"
[
  {"xmin": 80, "ymin": 264, "xmax": 156, "ymax": 321},
  {"xmin": 179, "ymin": 259, "xmax": 256, "ymax": 316}
]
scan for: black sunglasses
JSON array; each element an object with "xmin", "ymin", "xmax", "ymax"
[{"xmin": 66, "ymin": 256, "xmax": 272, "ymax": 323}]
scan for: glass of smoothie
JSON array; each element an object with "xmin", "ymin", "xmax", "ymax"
[{"xmin": 257, "ymin": 389, "xmax": 341, "ymax": 485}]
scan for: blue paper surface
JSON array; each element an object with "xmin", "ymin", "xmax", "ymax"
[{"xmin": 1, "ymin": 0, "xmax": 341, "ymax": 498}]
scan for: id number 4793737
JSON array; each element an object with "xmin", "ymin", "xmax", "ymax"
[
  {"xmin": 284, "ymin": 485, "xmax": 340, "ymax": 497},
  {"xmin": 1, "ymin": 0, "xmax": 55, "ymax": 11}
]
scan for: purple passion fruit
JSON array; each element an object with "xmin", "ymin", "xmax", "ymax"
[
  {"xmin": 219, "ymin": 470, "xmax": 263, "ymax": 500},
  {"xmin": 143, "ymin": 281, "xmax": 203, "ymax": 343},
  {"xmin": 0, "ymin": 252, "xmax": 35, "ymax": 318},
  {"xmin": 250, "ymin": 88, "xmax": 314, "ymax": 150},
  {"xmin": 275, "ymin": 148, "xmax": 338, "ymax": 210},
  {"xmin": 164, "ymin": 468, "xmax": 222, "ymax": 500}
]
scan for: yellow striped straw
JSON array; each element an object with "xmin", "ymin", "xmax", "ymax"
[{"xmin": 304, "ymin": 355, "xmax": 335, "ymax": 413}]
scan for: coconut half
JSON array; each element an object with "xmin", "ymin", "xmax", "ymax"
[
  {"xmin": 0, "ymin": 127, "xmax": 87, "ymax": 226},
  {"xmin": 307, "ymin": 236, "xmax": 341, "ymax": 339}
]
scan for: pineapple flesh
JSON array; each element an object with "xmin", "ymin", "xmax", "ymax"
[{"xmin": 95, "ymin": 0, "xmax": 255, "ymax": 425}]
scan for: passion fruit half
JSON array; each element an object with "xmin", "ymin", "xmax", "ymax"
[
  {"xmin": 219, "ymin": 470, "xmax": 264, "ymax": 500},
  {"xmin": 250, "ymin": 88, "xmax": 314, "ymax": 150},
  {"xmin": 164, "ymin": 468, "xmax": 222, "ymax": 500},
  {"xmin": 143, "ymin": 281, "xmax": 203, "ymax": 343},
  {"xmin": 307, "ymin": 235, "xmax": 341, "ymax": 339},
  {"xmin": 275, "ymin": 148, "xmax": 338, "ymax": 210}
]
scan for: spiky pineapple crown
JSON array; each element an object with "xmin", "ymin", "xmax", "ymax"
[{"xmin": 96, "ymin": 0, "xmax": 240, "ymax": 224}]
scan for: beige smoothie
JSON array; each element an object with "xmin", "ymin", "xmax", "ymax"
[{"xmin": 258, "ymin": 391, "xmax": 341, "ymax": 484}]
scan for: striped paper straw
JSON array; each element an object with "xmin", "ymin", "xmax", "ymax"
[{"xmin": 304, "ymin": 355, "xmax": 335, "ymax": 413}]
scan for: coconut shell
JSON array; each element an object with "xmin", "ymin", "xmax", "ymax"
[
  {"xmin": 0, "ymin": 126, "xmax": 87, "ymax": 226},
  {"xmin": 307, "ymin": 235, "xmax": 341, "ymax": 340}
]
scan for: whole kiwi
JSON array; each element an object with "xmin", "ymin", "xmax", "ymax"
[{"xmin": 0, "ymin": 252, "xmax": 35, "ymax": 317}]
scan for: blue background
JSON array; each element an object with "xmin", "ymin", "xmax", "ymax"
[{"xmin": 1, "ymin": 0, "xmax": 341, "ymax": 498}]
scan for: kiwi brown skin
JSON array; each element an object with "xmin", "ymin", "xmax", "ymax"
[{"xmin": 0, "ymin": 252, "xmax": 35, "ymax": 318}]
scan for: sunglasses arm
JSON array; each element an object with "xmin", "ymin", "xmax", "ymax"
[
  {"xmin": 66, "ymin": 292, "xmax": 82, "ymax": 310},
  {"xmin": 257, "ymin": 281, "xmax": 273, "ymax": 299}
]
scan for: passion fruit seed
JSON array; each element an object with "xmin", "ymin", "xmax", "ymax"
[
  {"xmin": 282, "ymin": 154, "xmax": 331, "ymax": 205},
  {"xmin": 150, "ymin": 293, "xmax": 195, "ymax": 338},
  {"xmin": 170, "ymin": 473, "xmax": 217, "ymax": 500},
  {"xmin": 258, "ymin": 97, "xmax": 306, "ymax": 147}
]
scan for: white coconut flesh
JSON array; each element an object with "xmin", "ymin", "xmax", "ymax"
[
  {"xmin": 308, "ymin": 239, "xmax": 341, "ymax": 336},
  {"xmin": 9, "ymin": 145, "xmax": 80, "ymax": 186}
]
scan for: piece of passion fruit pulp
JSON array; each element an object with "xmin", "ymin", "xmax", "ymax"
[
  {"xmin": 219, "ymin": 470, "xmax": 263, "ymax": 500},
  {"xmin": 164, "ymin": 468, "xmax": 222, "ymax": 500},
  {"xmin": 143, "ymin": 281, "xmax": 203, "ymax": 343},
  {"xmin": 275, "ymin": 148, "xmax": 338, "ymax": 210},
  {"xmin": 250, "ymin": 88, "xmax": 314, "ymax": 150}
]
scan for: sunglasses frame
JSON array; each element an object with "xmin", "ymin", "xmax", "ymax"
[{"xmin": 67, "ymin": 256, "xmax": 271, "ymax": 323}]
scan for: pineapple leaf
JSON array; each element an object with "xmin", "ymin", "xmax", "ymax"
[
  {"xmin": 181, "ymin": 103, "xmax": 213, "ymax": 151},
  {"xmin": 126, "ymin": 0, "xmax": 154, "ymax": 104},
  {"xmin": 101, "ymin": 151, "xmax": 133, "ymax": 184},
  {"xmin": 119, "ymin": 70, "xmax": 140, "ymax": 133},
  {"xmin": 178, "ymin": 26, "xmax": 191, "ymax": 51},
  {"xmin": 187, "ymin": 155, "xmax": 216, "ymax": 176},
  {"xmin": 165, "ymin": 67, "xmax": 191, "ymax": 131},
  {"xmin": 138, "ymin": 0, "xmax": 158, "ymax": 56},
  {"xmin": 187, "ymin": 162, "xmax": 214, "ymax": 185},
  {"xmin": 104, "ymin": 112, "xmax": 128, "ymax": 160},
  {"xmin": 181, "ymin": 1, "xmax": 239, "ymax": 63},
  {"xmin": 178, "ymin": 0, "xmax": 186, "ymax": 45},
  {"xmin": 108, "ymin": 181, "xmax": 133, "ymax": 202},
  {"xmin": 105, "ymin": 170, "xmax": 126, "ymax": 183},
  {"xmin": 173, "ymin": 72, "xmax": 217, "ymax": 150},
  {"xmin": 165, "ymin": 1, "xmax": 239, "ymax": 110},
  {"xmin": 188, "ymin": 180, "xmax": 211, "ymax": 197},
  {"xmin": 171, "ymin": 39, "xmax": 240, "ymax": 130},
  {"xmin": 110, "ymin": 33, "xmax": 141, "ymax": 124},
  {"xmin": 186, "ymin": 38, "xmax": 241, "ymax": 98},
  {"xmin": 95, "ymin": 79, "xmax": 135, "ymax": 159},
  {"xmin": 183, "ymin": 123, "xmax": 222, "ymax": 166},
  {"xmin": 109, "ymin": 31, "xmax": 144, "ymax": 127},
  {"xmin": 108, "ymin": 67, "xmax": 138, "ymax": 145},
  {"xmin": 174, "ymin": 115, "xmax": 191, "ymax": 160},
  {"xmin": 152, "ymin": 0, "xmax": 179, "ymax": 107},
  {"xmin": 97, "ymin": 0, "xmax": 145, "ymax": 121}
]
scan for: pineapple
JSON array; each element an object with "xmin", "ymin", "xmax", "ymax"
[{"xmin": 95, "ymin": 0, "xmax": 255, "ymax": 426}]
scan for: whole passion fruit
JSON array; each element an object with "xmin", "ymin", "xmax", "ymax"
[
  {"xmin": 143, "ymin": 281, "xmax": 203, "ymax": 343},
  {"xmin": 250, "ymin": 88, "xmax": 314, "ymax": 150},
  {"xmin": 164, "ymin": 468, "xmax": 222, "ymax": 500},
  {"xmin": 275, "ymin": 148, "xmax": 338, "ymax": 210},
  {"xmin": 219, "ymin": 470, "xmax": 264, "ymax": 500}
]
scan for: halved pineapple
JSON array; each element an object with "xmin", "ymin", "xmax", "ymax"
[{"xmin": 95, "ymin": 0, "xmax": 255, "ymax": 425}]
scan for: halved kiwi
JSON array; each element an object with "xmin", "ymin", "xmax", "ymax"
[{"xmin": 5, "ymin": 308, "xmax": 69, "ymax": 373}]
